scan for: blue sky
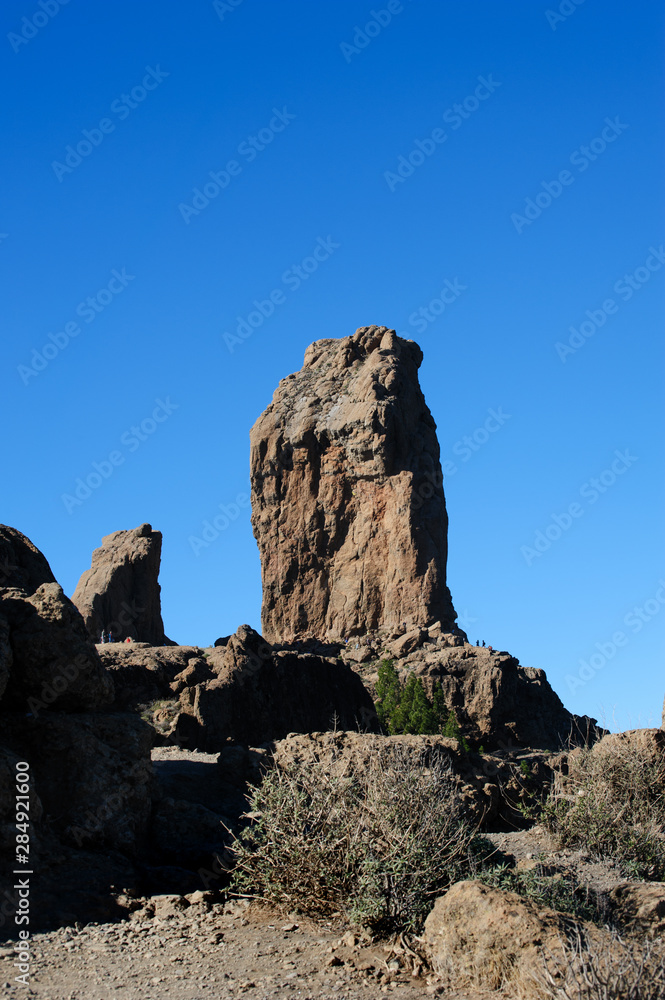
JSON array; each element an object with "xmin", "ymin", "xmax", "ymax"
[{"xmin": 2, "ymin": 0, "xmax": 663, "ymax": 732}]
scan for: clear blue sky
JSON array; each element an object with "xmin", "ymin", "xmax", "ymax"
[{"xmin": 2, "ymin": 0, "xmax": 663, "ymax": 732}]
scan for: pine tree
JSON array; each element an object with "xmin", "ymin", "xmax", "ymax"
[
  {"xmin": 376, "ymin": 665, "xmax": 450, "ymax": 736},
  {"xmin": 375, "ymin": 658, "xmax": 401, "ymax": 733}
]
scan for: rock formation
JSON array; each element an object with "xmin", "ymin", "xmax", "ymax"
[
  {"xmin": 0, "ymin": 524, "xmax": 113, "ymax": 711},
  {"xmin": 250, "ymin": 325, "xmax": 458, "ymax": 642},
  {"xmin": 0, "ymin": 525, "xmax": 154, "ymax": 929},
  {"xmin": 174, "ymin": 625, "xmax": 378, "ymax": 751},
  {"xmin": 72, "ymin": 523, "xmax": 172, "ymax": 645}
]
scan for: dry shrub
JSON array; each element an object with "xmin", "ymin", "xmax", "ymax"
[
  {"xmin": 229, "ymin": 745, "xmax": 478, "ymax": 934},
  {"xmin": 543, "ymin": 737, "xmax": 665, "ymax": 880},
  {"xmin": 535, "ymin": 928, "xmax": 665, "ymax": 1000}
]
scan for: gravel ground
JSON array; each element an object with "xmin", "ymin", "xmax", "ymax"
[{"xmin": 0, "ymin": 898, "xmax": 496, "ymax": 1000}]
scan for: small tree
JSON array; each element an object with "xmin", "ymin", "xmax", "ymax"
[
  {"xmin": 375, "ymin": 658, "xmax": 401, "ymax": 732},
  {"xmin": 375, "ymin": 663, "xmax": 456, "ymax": 738},
  {"xmin": 442, "ymin": 709, "xmax": 470, "ymax": 752}
]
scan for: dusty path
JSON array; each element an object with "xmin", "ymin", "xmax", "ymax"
[{"xmin": 0, "ymin": 898, "xmax": 494, "ymax": 1000}]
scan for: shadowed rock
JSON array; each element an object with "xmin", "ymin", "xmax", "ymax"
[
  {"xmin": 174, "ymin": 625, "xmax": 378, "ymax": 751},
  {"xmin": 0, "ymin": 524, "xmax": 113, "ymax": 712}
]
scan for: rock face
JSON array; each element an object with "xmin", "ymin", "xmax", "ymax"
[
  {"xmin": 174, "ymin": 625, "xmax": 379, "ymax": 751},
  {"xmin": 0, "ymin": 525, "xmax": 154, "ymax": 930},
  {"xmin": 98, "ymin": 644, "xmax": 209, "ymax": 710},
  {"xmin": 414, "ymin": 642, "xmax": 602, "ymax": 750},
  {"xmin": 250, "ymin": 326, "xmax": 458, "ymax": 642},
  {"xmin": 72, "ymin": 523, "xmax": 172, "ymax": 645},
  {"xmin": 0, "ymin": 524, "xmax": 113, "ymax": 712},
  {"xmin": 344, "ymin": 632, "xmax": 603, "ymax": 751}
]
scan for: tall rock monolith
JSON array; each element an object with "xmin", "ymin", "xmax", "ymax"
[
  {"xmin": 250, "ymin": 325, "xmax": 458, "ymax": 642},
  {"xmin": 72, "ymin": 523, "xmax": 172, "ymax": 645}
]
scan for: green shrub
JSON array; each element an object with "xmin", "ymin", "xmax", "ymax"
[
  {"xmin": 542, "ymin": 740, "xmax": 665, "ymax": 880},
  {"xmin": 230, "ymin": 746, "xmax": 480, "ymax": 934},
  {"xmin": 375, "ymin": 659, "xmax": 455, "ymax": 739}
]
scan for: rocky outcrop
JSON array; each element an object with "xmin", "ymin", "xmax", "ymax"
[
  {"xmin": 3, "ymin": 711, "xmax": 153, "ymax": 853},
  {"xmin": 250, "ymin": 326, "xmax": 458, "ymax": 642},
  {"xmin": 345, "ymin": 633, "xmax": 602, "ymax": 751},
  {"xmin": 414, "ymin": 642, "xmax": 602, "ymax": 750},
  {"xmin": 72, "ymin": 523, "xmax": 172, "ymax": 645},
  {"xmin": 0, "ymin": 524, "xmax": 113, "ymax": 712},
  {"xmin": 98, "ymin": 643, "xmax": 210, "ymax": 710},
  {"xmin": 422, "ymin": 880, "xmax": 606, "ymax": 995},
  {"xmin": 0, "ymin": 525, "xmax": 155, "ymax": 931},
  {"xmin": 174, "ymin": 625, "xmax": 378, "ymax": 751}
]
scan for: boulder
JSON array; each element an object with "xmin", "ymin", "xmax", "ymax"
[
  {"xmin": 72, "ymin": 523, "xmax": 172, "ymax": 645},
  {"xmin": 390, "ymin": 627, "xmax": 426, "ymax": 658},
  {"xmin": 250, "ymin": 326, "xmax": 458, "ymax": 642},
  {"xmin": 0, "ymin": 525, "xmax": 113, "ymax": 712},
  {"xmin": 422, "ymin": 880, "xmax": 604, "ymax": 994},
  {"xmin": 174, "ymin": 625, "xmax": 378, "ymax": 751}
]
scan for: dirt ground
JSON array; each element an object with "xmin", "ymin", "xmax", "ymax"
[
  {"xmin": 0, "ymin": 897, "xmax": 498, "ymax": 1000},
  {"xmin": 1, "ymin": 748, "xmax": 633, "ymax": 999}
]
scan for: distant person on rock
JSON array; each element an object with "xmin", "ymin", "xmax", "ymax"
[
  {"xmin": 108, "ymin": 630, "xmax": 114, "ymax": 643},
  {"xmin": 100, "ymin": 630, "xmax": 106, "ymax": 644},
  {"xmin": 488, "ymin": 645, "xmax": 493, "ymax": 653},
  {"xmin": 125, "ymin": 636, "xmax": 132, "ymax": 643},
  {"xmin": 482, "ymin": 640, "xmax": 485, "ymax": 647}
]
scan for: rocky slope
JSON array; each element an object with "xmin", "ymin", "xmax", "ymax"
[
  {"xmin": 72, "ymin": 523, "xmax": 172, "ymax": 645},
  {"xmin": 250, "ymin": 325, "xmax": 458, "ymax": 642}
]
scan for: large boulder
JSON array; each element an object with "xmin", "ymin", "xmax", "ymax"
[
  {"xmin": 0, "ymin": 525, "xmax": 113, "ymax": 712},
  {"xmin": 0, "ymin": 526, "xmax": 155, "ymax": 933},
  {"xmin": 72, "ymin": 523, "xmax": 172, "ymax": 645},
  {"xmin": 250, "ymin": 326, "xmax": 458, "ymax": 642},
  {"xmin": 174, "ymin": 625, "xmax": 378, "ymax": 751},
  {"xmin": 422, "ymin": 880, "xmax": 606, "ymax": 995}
]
